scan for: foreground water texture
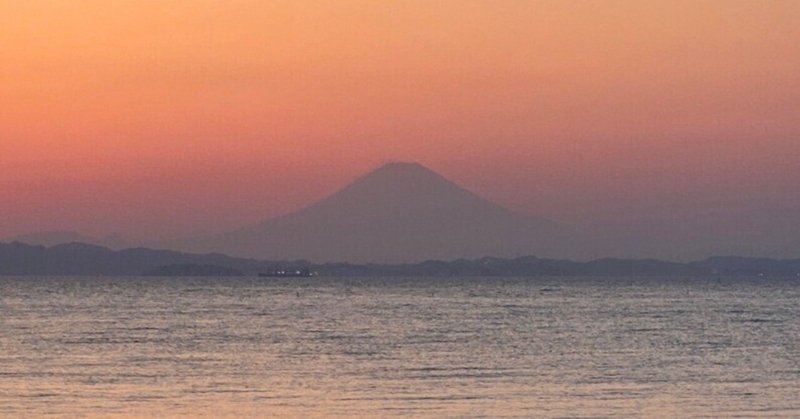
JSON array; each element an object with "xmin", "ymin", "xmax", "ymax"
[{"xmin": 1, "ymin": 277, "xmax": 798, "ymax": 417}]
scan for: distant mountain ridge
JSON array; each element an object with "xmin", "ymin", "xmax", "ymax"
[
  {"xmin": 173, "ymin": 162, "xmax": 573, "ymax": 263},
  {"xmin": 2, "ymin": 241, "xmax": 799, "ymax": 277},
  {"xmin": 0, "ymin": 241, "xmax": 282, "ymax": 276},
  {"xmin": 4, "ymin": 230, "xmax": 130, "ymax": 250}
]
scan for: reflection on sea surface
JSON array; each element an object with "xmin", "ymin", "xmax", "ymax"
[{"xmin": 1, "ymin": 276, "xmax": 798, "ymax": 417}]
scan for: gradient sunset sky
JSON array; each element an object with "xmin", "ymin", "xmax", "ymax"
[{"xmin": 2, "ymin": 0, "xmax": 799, "ymax": 244}]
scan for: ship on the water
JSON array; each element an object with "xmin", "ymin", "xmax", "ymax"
[{"xmin": 258, "ymin": 268, "xmax": 316, "ymax": 278}]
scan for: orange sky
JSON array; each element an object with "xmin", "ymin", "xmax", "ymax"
[{"xmin": 1, "ymin": 0, "xmax": 799, "ymax": 241}]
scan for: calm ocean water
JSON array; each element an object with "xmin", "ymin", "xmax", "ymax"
[{"xmin": 1, "ymin": 276, "xmax": 798, "ymax": 417}]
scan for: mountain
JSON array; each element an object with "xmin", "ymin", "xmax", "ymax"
[
  {"xmin": 174, "ymin": 162, "xmax": 573, "ymax": 263},
  {"xmin": 2, "ymin": 241, "xmax": 800, "ymax": 277},
  {"xmin": 5, "ymin": 230, "xmax": 130, "ymax": 250}
]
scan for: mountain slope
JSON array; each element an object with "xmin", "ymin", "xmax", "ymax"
[{"xmin": 176, "ymin": 162, "xmax": 573, "ymax": 263}]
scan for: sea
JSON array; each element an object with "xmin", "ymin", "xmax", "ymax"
[{"xmin": 1, "ymin": 276, "xmax": 798, "ymax": 417}]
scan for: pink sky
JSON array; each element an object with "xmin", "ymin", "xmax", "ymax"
[{"xmin": 1, "ymin": 0, "xmax": 799, "ymax": 242}]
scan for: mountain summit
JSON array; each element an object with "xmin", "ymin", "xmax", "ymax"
[{"xmin": 176, "ymin": 162, "xmax": 571, "ymax": 263}]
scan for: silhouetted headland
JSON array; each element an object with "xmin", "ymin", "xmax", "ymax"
[{"xmin": 2, "ymin": 241, "xmax": 800, "ymax": 277}]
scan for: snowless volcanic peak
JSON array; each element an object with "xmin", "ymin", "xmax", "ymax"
[{"xmin": 177, "ymin": 162, "xmax": 572, "ymax": 263}]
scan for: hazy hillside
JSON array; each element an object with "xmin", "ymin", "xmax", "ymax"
[
  {"xmin": 2, "ymin": 241, "xmax": 800, "ymax": 277},
  {"xmin": 0, "ymin": 242, "xmax": 280, "ymax": 276},
  {"xmin": 4, "ymin": 231, "xmax": 130, "ymax": 250}
]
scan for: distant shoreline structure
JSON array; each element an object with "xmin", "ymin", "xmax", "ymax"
[
  {"xmin": 2, "ymin": 241, "xmax": 800, "ymax": 278},
  {"xmin": 258, "ymin": 268, "xmax": 316, "ymax": 278}
]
